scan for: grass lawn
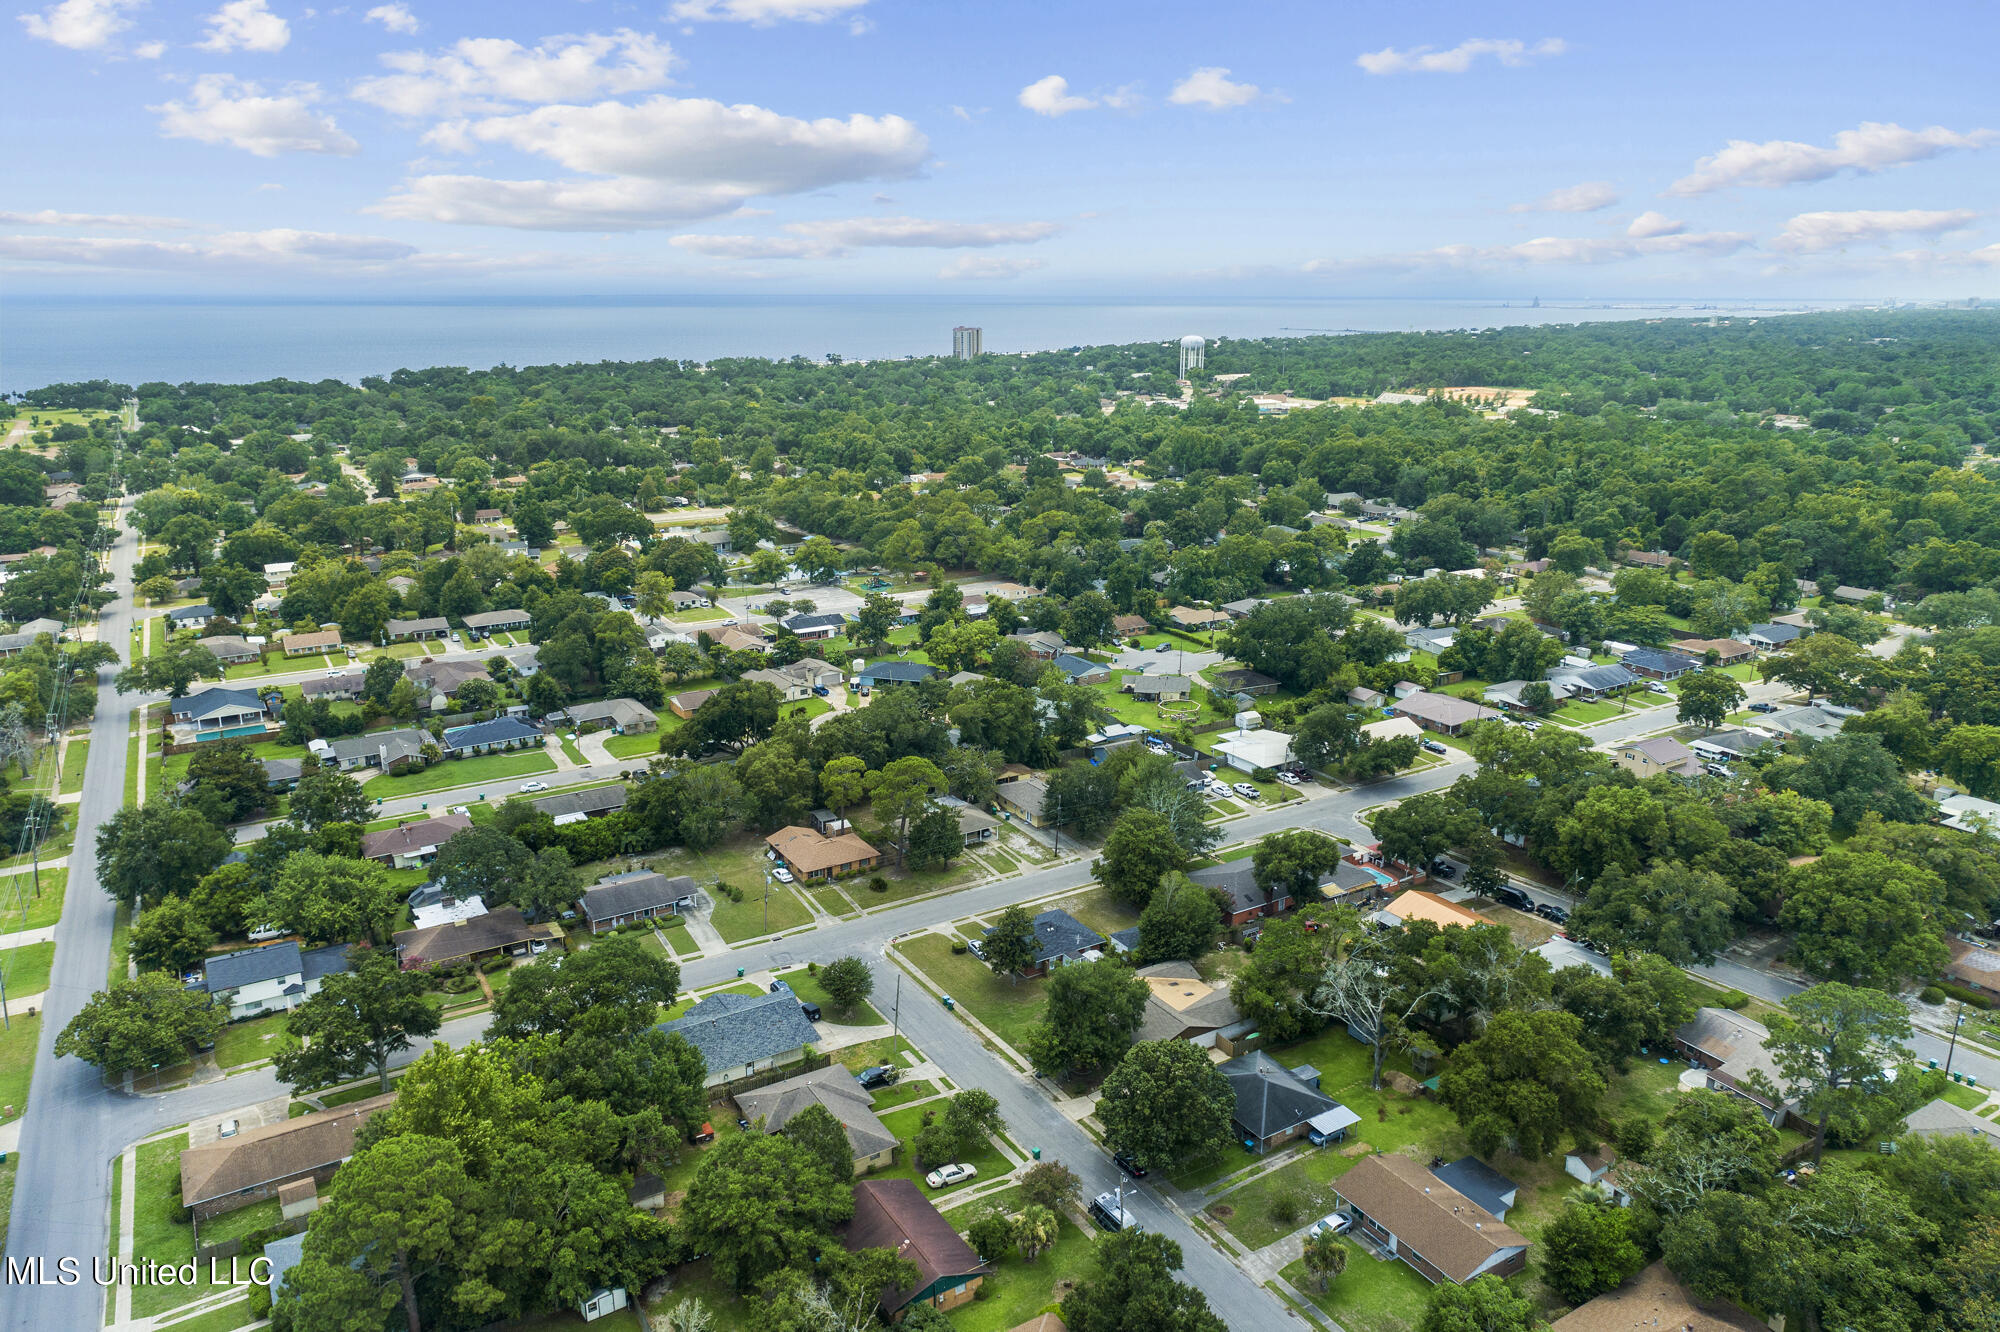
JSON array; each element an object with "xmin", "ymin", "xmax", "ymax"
[
  {"xmin": 874, "ymin": 1102, "xmax": 1011, "ymax": 1196},
  {"xmin": 152, "ymin": 1299, "xmax": 257, "ymax": 1332},
  {"xmin": 108, "ymin": 900, "xmax": 132, "ymax": 987},
  {"xmin": 59, "ymin": 740, "xmax": 87, "ymax": 794},
  {"xmin": 194, "ymin": 1196, "xmax": 282, "ymax": 1247},
  {"xmin": 709, "ymin": 881, "xmax": 812, "ymax": 943},
  {"xmin": 0, "ymin": 1156, "xmax": 15, "ymax": 1252},
  {"xmin": 1600, "ymin": 1058, "xmax": 1687, "ymax": 1125},
  {"xmin": 1280, "ymin": 1244, "xmax": 1433, "ymax": 1332},
  {"xmin": 124, "ymin": 725, "xmax": 140, "ymax": 808},
  {"xmin": 654, "ymin": 1117, "xmax": 748, "ymax": 1203},
  {"xmin": 0, "ymin": 941, "xmax": 56, "ymax": 995},
  {"xmin": 0, "ymin": 867, "xmax": 66, "ymax": 931},
  {"xmin": 0, "ymin": 1013, "xmax": 42, "ymax": 1116},
  {"xmin": 560, "ymin": 737, "xmax": 587, "ymax": 766},
  {"xmin": 212, "ymin": 1012, "xmax": 300, "ymax": 1069},
  {"xmin": 366, "ymin": 750, "xmax": 556, "ymax": 799},
  {"xmin": 604, "ymin": 725, "xmax": 671, "ymax": 760},
  {"xmin": 1940, "ymin": 1081, "xmax": 1989, "ymax": 1111},
  {"xmin": 834, "ymin": 1033, "xmax": 921, "ymax": 1074},
  {"xmin": 944, "ymin": 1210, "xmax": 1096, "ymax": 1332},
  {"xmin": 131, "ymin": 1133, "xmax": 242, "ymax": 1319},
  {"xmin": 897, "ymin": 934, "xmax": 1047, "ymax": 1056},
  {"xmin": 661, "ymin": 981, "xmax": 761, "ymax": 1023},
  {"xmin": 774, "ymin": 966, "xmax": 885, "ymax": 1026},
  {"xmin": 1046, "ymin": 886, "xmax": 1139, "ymax": 943},
  {"xmin": 1547, "ymin": 698, "xmax": 1629, "ymax": 726},
  {"xmin": 645, "ymin": 838, "xmax": 815, "ymax": 943}
]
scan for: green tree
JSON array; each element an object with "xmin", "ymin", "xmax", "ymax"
[
  {"xmin": 1234, "ymin": 915, "xmax": 1334, "ymax": 1045},
  {"xmin": 851, "ymin": 592, "xmax": 898, "ymax": 653},
  {"xmin": 1309, "ymin": 919, "xmax": 1442, "ymax": 1089},
  {"xmin": 1097, "ymin": 1039, "xmax": 1233, "ymax": 1171},
  {"xmin": 113, "ymin": 639, "xmax": 222, "ymax": 699},
  {"xmin": 1675, "ymin": 668, "xmax": 1745, "ymax": 730},
  {"xmin": 1417, "ymin": 1276, "xmax": 1538, "ymax": 1332},
  {"xmin": 1779, "ymin": 850, "xmax": 1949, "ymax": 990},
  {"xmin": 818, "ymin": 955, "xmax": 874, "ymax": 1017},
  {"xmin": 679, "ymin": 1131, "xmax": 854, "ymax": 1291},
  {"xmin": 1061, "ymin": 1229, "xmax": 1227, "ymax": 1332},
  {"xmin": 54, "ymin": 970, "xmax": 225, "ymax": 1076},
  {"xmin": 1436, "ymin": 1009, "xmax": 1607, "ymax": 1159},
  {"xmin": 818, "ymin": 755, "xmax": 870, "ymax": 819},
  {"xmin": 869, "ymin": 755, "xmax": 946, "ymax": 860},
  {"xmin": 1755, "ymin": 983, "xmax": 1912, "ymax": 1162},
  {"xmin": 363, "ymin": 655, "xmax": 405, "ymax": 706},
  {"xmin": 982, "ymin": 905, "xmax": 1038, "ymax": 982},
  {"xmin": 125, "ymin": 896, "xmax": 216, "ymax": 975},
  {"xmin": 1760, "ymin": 633, "xmax": 1869, "ymax": 704},
  {"xmin": 94, "ymin": 798, "xmax": 231, "ymax": 906},
  {"xmin": 1014, "ymin": 1204, "xmax": 1060, "ymax": 1262},
  {"xmin": 288, "ymin": 759, "xmax": 372, "ymax": 830},
  {"xmin": 1938, "ymin": 724, "xmax": 2000, "ymax": 800},
  {"xmin": 268, "ymin": 851, "xmax": 401, "ymax": 944},
  {"xmin": 183, "ymin": 740, "xmax": 268, "ymax": 823},
  {"xmin": 1025, "ymin": 958, "xmax": 1150, "ymax": 1079},
  {"xmin": 275, "ymin": 947, "xmax": 440, "ymax": 1093},
  {"xmin": 1539, "ymin": 1194, "xmax": 1644, "ymax": 1303},
  {"xmin": 1567, "ymin": 863, "xmax": 1742, "ymax": 965},
  {"xmin": 1372, "ymin": 791, "xmax": 1482, "ymax": 872},
  {"xmin": 1019, "ymin": 1158, "xmax": 1082, "ymax": 1215},
  {"xmin": 1252, "ymin": 829, "xmax": 1344, "ymax": 915},
  {"xmin": 428, "ymin": 824, "xmax": 532, "ymax": 902},
  {"xmin": 907, "ymin": 803, "xmax": 964, "ymax": 871},
  {"xmin": 1302, "ymin": 1227, "xmax": 1348, "ymax": 1292},
  {"xmin": 1094, "ymin": 808, "xmax": 1185, "ymax": 908},
  {"xmin": 1135, "ymin": 872, "xmax": 1222, "ymax": 964},
  {"xmin": 780, "ymin": 1101, "xmax": 855, "ymax": 1184},
  {"xmin": 674, "ymin": 681, "xmax": 781, "ymax": 757}
]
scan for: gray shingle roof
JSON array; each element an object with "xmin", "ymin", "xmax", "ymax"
[
  {"xmin": 658, "ymin": 990, "xmax": 821, "ymax": 1071},
  {"xmin": 1547, "ymin": 663, "xmax": 1637, "ymax": 692},
  {"xmin": 782, "ymin": 612, "xmax": 848, "ymax": 633},
  {"xmin": 1219, "ymin": 1050, "xmax": 1341, "ymax": 1139},
  {"xmin": 202, "ymin": 942, "xmax": 303, "ymax": 993},
  {"xmin": 301, "ymin": 943, "xmax": 354, "ymax": 983},
  {"xmin": 1429, "ymin": 1156, "xmax": 1518, "ymax": 1219},
  {"xmin": 167, "ymin": 603, "xmax": 214, "ymax": 621},
  {"xmin": 169, "ymin": 685, "xmax": 265, "ymax": 721},
  {"xmin": 986, "ymin": 908, "xmax": 1103, "ymax": 966},
  {"xmin": 1622, "ymin": 647, "xmax": 1699, "ymax": 673},
  {"xmin": 860, "ymin": 661, "xmax": 935, "ymax": 683},
  {"xmin": 581, "ymin": 871, "xmax": 694, "ymax": 924},
  {"xmin": 442, "ymin": 716, "xmax": 542, "ymax": 750},
  {"xmin": 532, "ymin": 785, "xmax": 628, "ymax": 820}
]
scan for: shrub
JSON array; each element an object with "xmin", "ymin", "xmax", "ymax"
[
  {"xmin": 1265, "ymin": 1191, "xmax": 1303, "ymax": 1227},
  {"xmin": 479, "ymin": 955, "xmax": 512, "ymax": 974},
  {"xmin": 869, "ymin": 876, "xmax": 889, "ymax": 893},
  {"xmin": 951, "ymin": 940, "xmax": 968, "ymax": 955},
  {"xmin": 1919, "ymin": 986, "xmax": 1948, "ymax": 1006},
  {"xmin": 246, "ymin": 1286, "xmax": 273, "ymax": 1320},
  {"xmin": 1939, "ymin": 982, "xmax": 1997, "ymax": 1010}
]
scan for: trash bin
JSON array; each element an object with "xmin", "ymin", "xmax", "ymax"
[
  {"xmin": 942, "ymin": 995, "xmax": 956, "ymax": 1011},
  {"xmin": 1032, "ymin": 1148, "xmax": 1041, "ymax": 1160},
  {"xmin": 736, "ymin": 967, "xmax": 745, "ymax": 979}
]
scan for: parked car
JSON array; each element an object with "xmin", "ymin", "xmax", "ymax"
[
  {"xmin": 1232, "ymin": 782, "xmax": 1261, "ymax": 799},
  {"xmin": 856, "ymin": 1065, "xmax": 900, "ymax": 1089},
  {"xmin": 925, "ymin": 1163, "xmax": 977, "ymax": 1189},
  {"xmin": 1154, "ymin": 643, "xmax": 1172, "ymax": 653},
  {"xmin": 1492, "ymin": 885, "xmax": 1534, "ymax": 911},
  {"xmin": 1422, "ymin": 740, "xmax": 1449, "ymax": 755},
  {"xmin": 1112, "ymin": 1151, "xmax": 1149, "ymax": 1179},
  {"xmin": 1519, "ymin": 719, "xmax": 1541, "ymax": 732},
  {"xmin": 798, "ymin": 1001, "xmax": 822, "ymax": 1021},
  {"xmin": 1648, "ymin": 682, "xmax": 1672, "ymax": 695},
  {"xmin": 772, "ymin": 867, "xmax": 795, "ymax": 884},
  {"xmin": 1748, "ymin": 701, "xmax": 1777, "ymax": 713},
  {"xmin": 529, "ymin": 939, "xmax": 549, "ymax": 955},
  {"xmin": 967, "ymin": 939, "xmax": 987, "ymax": 960},
  {"xmin": 1277, "ymin": 771, "xmax": 1302, "ymax": 785},
  {"xmin": 769, "ymin": 979, "xmax": 795, "ymax": 996},
  {"xmin": 1089, "ymin": 1192, "xmax": 1135, "ymax": 1231},
  {"xmin": 518, "ymin": 780, "xmax": 550, "ymax": 792},
  {"xmin": 811, "ymin": 684, "xmax": 830, "ymax": 696},
  {"xmin": 1703, "ymin": 762, "xmax": 1733, "ymax": 777},
  {"xmin": 1429, "ymin": 861, "xmax": 1456, "ymax": 880},
  {"xmin": 1308, "ymin": 1212, "xmax": 1352, "ymax": 1239}
]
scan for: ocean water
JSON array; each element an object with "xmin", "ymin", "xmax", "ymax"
[{"xmin": 0, "ymin": 294, "xmax": 1836, "ymax": 393}]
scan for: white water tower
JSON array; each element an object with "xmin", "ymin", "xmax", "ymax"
[{"xmin": 1178, "ymin": 334, "xmax": 1206, "ymax": 377}]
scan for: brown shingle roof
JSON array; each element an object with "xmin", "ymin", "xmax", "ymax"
[
  {"xmin": 766, "ymin": 825, "xmax": 880, "ymax": 874},
  {"xmin": 178, "ymin": 1094, "xmax": 395, "ymax": 1206},
  {"xmin": 1334, "ymin": 1154, "xmax": 1526, "ymax": 1283},
  {"xmin": 1550, "ymin": 1262, "xmax": 1764, "ymax": 1332},
  {"xmin": 360, "ymin": 812, "xmax": 471, "ymax": 862},
  {"xmin": 393, "ymin": 906, "xmax": 558, "ymax": 968},
  {"xmin": 734, "ymin": 1065, "xmax": 897, "ymax": 1161},
  {"xmin": 842, "ymin": 1179, "xmax": 989, "ymax": 1313}
]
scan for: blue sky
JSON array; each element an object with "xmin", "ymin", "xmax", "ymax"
[{"xmin": 4, "ymin": 0, "xmax": 1995, "ymax": 296}]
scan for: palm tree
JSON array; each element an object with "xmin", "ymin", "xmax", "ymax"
[
  {"xmin": 1302, "ymin": 1229, "xmax": 1348, "ymax": 1292},
  {"xmin": 1014, "ymin": 1204, "xmax": 1059, "ymax": 1262}
]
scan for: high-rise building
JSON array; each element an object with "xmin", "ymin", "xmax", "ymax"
[
  {"xmin": 1179, "ymin": 334, "xmax": 1206, "ymax": 377},
  {"xmin": 952, "ymin": 326, "xmax": 983, "ymax": 359}
]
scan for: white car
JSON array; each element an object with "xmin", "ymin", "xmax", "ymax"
[
  {"xmin": 1648, "ymin": 682, "xmax": 1672, "ymax": 695},
  {"xmin": 1307, "ymin": 1212, "xmax": 1352, "ymax": 1239},
  {"xmin": 1232, "ymin": 783, "xmax": 1261, "ymax": 799},
  {"xmin": 325, "ymin": 667, "xmax": 347, "ymax": 677},
  {"xmin": 772, "ymin": 867, "xmax": 795, "ymax": 884},
  {"xmin": 925, "ymin": 1163, "xmax": 977, "ymax": 1188},
  {"xmin": 518, "ymin": 780, "xmax": 549, "ymax": 792},
  {"xmin": 1277, "ymin": 771, "xmax": 1302, "ymax": 785},
  {"xmin": 529, "ymin": 939, "xmax": 549, "ymax": 955}
]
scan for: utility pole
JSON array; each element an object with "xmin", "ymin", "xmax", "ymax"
[
  {"xmin": 1945, "ymin": 1000, "xmax": 1967, "ymax": 1079},
  {"xmin": 891, "ymin": 971, "xmax": 901, "ymax": 1061}
]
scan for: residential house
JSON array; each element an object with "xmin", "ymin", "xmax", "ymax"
[
  {"xmin": 742, "ymin": 658, "xmax": 844, "ymax": 701},
  {"xmin": 441, "ymin": 716, "xmax": 545, "ymax": 755},
  {"xmin": 1218, "ymin": 1051, "xmax": 1356, "ymax": 1153},
  {"xmin": 985, "ymin": 907, "xmax": 1104, "ymax": 978},
  {"xmin": 1903, "ymin": 1097, "xmax": 2000, "ymax": 1145},
  {"xmin": 1621, "ymin": 647, "xmax": 1700, "ymax": 680},
  {"xmin": 1689, "ymin": 729, "xmax": 1775, "ymax": 763},
  {"xmin": 1746, "ymin": 622, "xmax": 1803, "ymax": 649},
  {"xmin": 1220, "ymin": 598, "xmax": 1266, "ymax": 620},
  {"xmin": 669, "ymin": 688, "xmax": 716, "ymax": 719},
  {"xmin": 558, "ymin": 698, "xmax": 657, "ymax": 733},
  {"xmin": 405, "ymin": 658, "xmax": 492, "ymax": 701},
  {"xmin": 167, "ymin": 686, "xmax": 275, "ymax": 742},
  {"xmin": 935, "ymin": 794, "xmax": 999, "ymax": 846},
  {"xmin": 532, "ymin": 785, "xmax": 628, "ymax": 825},
  {"xmin": 498, "ymin": 643, "xmax": 541, "ymax": 676},
  {"xmin": 1613, "ymin": 736, "xmax": 1704, "ymax": 780},
  {"xmin": 1333, "ymin": 1153, "xmax": 1530, "ymax": 1285},
  {"xmin": 688, "ymin": 529, "xmax": 733, "ymax": 554},
  {"xmin": 658, "ymin": 990, "xmax": 822, "ymax": 1086},
  {"xmin": 995, "ymin": 776, "xmax": 1051, "ymax": 827},
  {"xmin": 409, "ymin": 891, "xmax": 488, "ymax": 930},
  {"xmin": 200, "ymin": 635, "xmax": 261, "ymax": 665},
  {"xmin": 857, "ymin": 661, "xmax": 937, "ymax": 688},
  {"xmin": 360, "ymin": 813, "xmax": 471, "ymax": 868},
  {"xmin": 262, "ymin": 758, "xmax": 304, "ymax": 791},
  {"xmin": 781, "ymin": 611, "xmax": 847, "ymax": 641},
  {"xmin": 12, "ymin": 617, "xmax": 63, "ymax": 640},
  {"xmin": 1376, "ymin": 891, "xmax": 1488, "ymax": 930},
  {"xmin": 1007, "ymin": 629, "xmax": 1068, "ymax": 660},
  {"xmin": 1756, "ymin": 704, "xmax": 1849, "ymax": 742},
  {"xmin": 1430, "ymin": 1157, "xmax": 1519, "ymax": 1222},
  {"xmin": 315, "ymin": 727, "xmax": 430, "ymax": 772},
  {"xmin": 1388, "ymin": 690, "xmax": 1500, "ymax": 736},
  {"xmin": 1946, "ymin": 939, "xmax": 2000, "ymax": 993},
  {"xmin": 736, "ymin": 1065, "xmax": 898, "ymax": 1173},
  {"xmin": 1214, "ymin": 728, "xmax": 1294, "ymax": 773},
  {"xmin": 283, "ymin": 629, "xmax": 342, "ymax": 658},
  {"xmin": 1563, "ymin": 1148, "xmax": 1623, "ymax": 1193},
  {"xmin": 1482, "ymin": 678, "xmax": 1575, "ymax": 711},
  {"xmin": 385, "ymin": 616, "xmax": 449, "ymax": 642},
  {"xmin": 580, "ymin": 870, "xmax": 695, "ymax": 934},
  {"xmin": 167, "ymin": 603, "xmax": 216, "ymax": 629},
  {"xmin": 1135, "ymin": 962, "xmax": 1246, "ymax": 1047},
  {"xmin": 765, "ymin": 824, "xmax": 882, "ymax": 880},
  {"xmin": 1940, "ymin": 793, "xmax": 2000, "ymax": 838},
  {"xmin": 1673, "ymin": 637, "xmax": 1755, "ymax": 666},
  {"xmin": 178, "ymin": 1093, "xmax": 395, "ymax": 1221},
  {"xmin": 1358, "ymin": 716, "xmax": 1424, "ymax": 752},
  {"xmin": 1621, "ymin": 549, "xmax": 1674, "ymax": 569},
  {"xmin": 1830, "ymin": 584, "xmax": 1892, "ymax": 608},
  {"xmin": 713, "ymin": 627, "xmax": 772, "ymax": 655},
  {"xmin": 1168, "ymin": 605, "xmax": 1229, "ymax": 632},
  {"xmin": 841, "ymin": 1180, "xmax": 990, "ymax": 1321},
  {"xmin": 393, "ymin": 907, "xmax": 562, "ymax": 971},
  {"xmin": 1537, "ymin": 936, "xmax": 1613, "ymax": 977},
  {"xmin": 1349, "ymin": 686, "xmax": 1386, "ymax": 708},
  {"xmin": 1673, "ymin": 1008, "xmax": 1796, "ymax": 1126},
  {"xmin": 1549, "ymin": 1262, "xmax": 1764, "ymax": 1332},
  {"xmin": 1545, "ymin": 663, "xmax": 1638, "ymax": 698},
  {"xmin": 1404, "ymin": 625, "xmax": 1457, "ymax": 657},
  {"xmin": 667, "ymin": 589, "xmax": 712, "ymax": 611},
  {"xmin": 1111, "ymin": 613, "xmax": 1150, "ymax": 638},
  {"xmin": 1190, "ymin": 856, "xmax": 1382, "ymax": 931},
  {"xmin": 1509, "ymin": 558, "xmax": 1552, "ymax": 576},
  {"xmin": 462, "ymin": 609, "xmax": 531, "ymax": 635},
  {"xmin": 944, "ymin": 670, "xmax": 987, "ymax": 688},
  {"xmin": 1127, "ymin": 674, "xmax": 1191, "ymax": 702},
  {"xmin": 1051, "ymin": 652, "xmax": 1110, "ymax": 685},
  {"xmin": 193, "ymin": 942, "xmax": 352, "ymax": 1021}
]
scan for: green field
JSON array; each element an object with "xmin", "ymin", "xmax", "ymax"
[
  {"xmin": 939, "ymin": 1208, "xmax": 1096, "ymax": 1332},
  {"xmin": 0, "ymin": 1013, "xmax": 42, "ymax": 1118},
  {"xmin": 0, "ymin": 941, "xmax": 56, "ymax": 996},
  {"xmin": 897, "ymin": 933, "xmax": 1047, "ymax": 1057},
  {"xmin": 0, "ymin": 867, "xmax": 66, "ymax": 932},
  {"xmin": 365, "ymin": 750, "xmax": 556, "ymax": 798},
  {"xmin": 59, "ymin": 740, "xmax": 88, "ymax": 794},
  {"xmin": 129, "ymin": 1133, "xmax": 248, "ymax": 1318},
  {"xmin": 213, "ymin": 1012, "xmax": 300, "ymax": 1069},
  {"xmin": 772, "ymin": 966, "xmax": 885, "ymax": 1026},
  {"xmin": 1280, "ymin": 1244, "xmax": 1432, "ymax": 1332}
]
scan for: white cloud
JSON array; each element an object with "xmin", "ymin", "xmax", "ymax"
[
  {"xmin": 377, "ymin": 94, "xmax": 927, "ymax": 230},
  {"xmin": 134, "ymin": 38, "xmax": 162, "ymax": 56},
  {"xmin": 1625, "ymin": 210, "xmax": 1685, "ymax": 238},
  {"xmin": 1168, "ymin": 67, "xmax": 1264, "ymax": 110},
  {"xmin": 352, "ymin": 30, "xmax": 675, "ymax": 118},
  {"xmin": 1019, "ymin": 75, "xmax": 1094, "ymax": 117},
  {"xmin": 938, "ymin": 255, "xmax": 1044, "ymax": 280},
  {"xmin": 17, "ymin": 0, "xmax": 138, "ymax": 50},
  {"xmin": 1774, "ymin": 208, "xmax": 1976, "ymax": 252},
  {"xmin": 1357, "ymin": 37, "xmax": 1565, "ymax": 75},
  {"xmin": 1669, "ymin": 121, "xmax": 1997, "ymax": 195},
  {"xmin": 1890, "ymin": 242, "xmax": 2000, "ymax": 267},
  {"xmin": 1510, "ymin": 181, "xmax": 1617, "ymax": 213},
  {"xmin": 1304, "ymin": 226, "xmax": 1752, "ymax": 274},
  {"xmin": 0, "ymin": 227, "xmax": 417, "ymax": 270},
  {"xmin": 154, "ymin": 75, "xmax": 359, "ymax": 157},
  {"xmin": 669, "ymin": 234, "xmax": 825, "ymax": 259},
  {"xmin": 668, "ymin": 0, "xmax": 866, "ymax": 23},
  {"xmin": 364, "ymin": 3, "xmax": 418, "ymax": 34},
  {"xmin": 0, "ymin": 209, "xmax": 189, "ymax": 228},
  {"xmin": 789, "ymin": 216, "xmax": 1058, "ymax": 247},
  {"xmin": 197, "ymin": 0, "xmax": 290, "ymax": 53}
]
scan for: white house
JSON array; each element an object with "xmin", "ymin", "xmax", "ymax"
[
  {"xmin": 1214, "ymin": 728, "xmax": 1295, "ymax": 774},
  {"xmin": 195, "ymin": 942, "xmax": 351, "ymax": 1021}
]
